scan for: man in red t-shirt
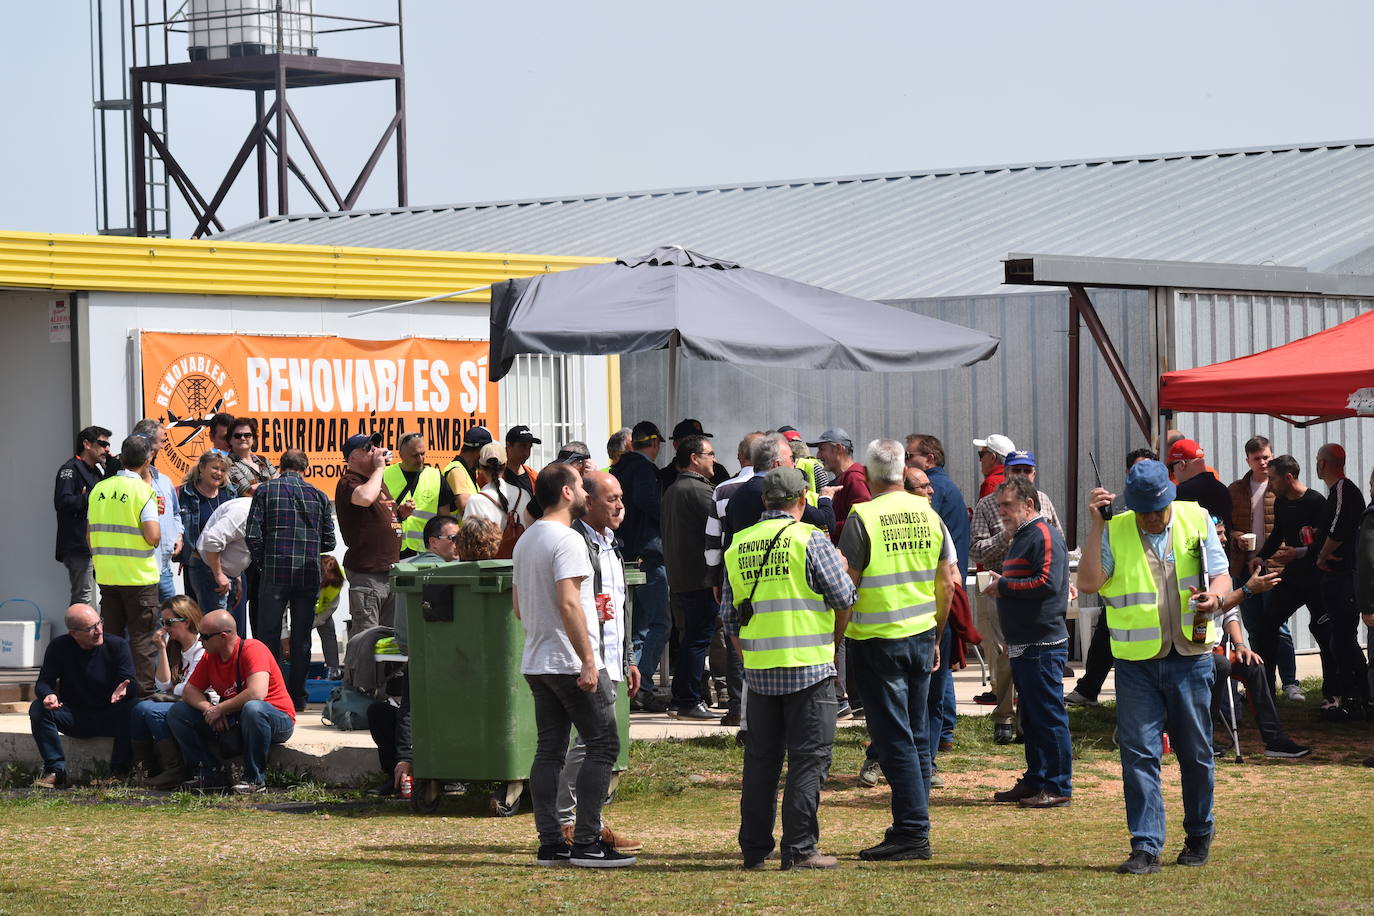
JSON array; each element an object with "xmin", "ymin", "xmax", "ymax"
[
  {"xmin": 973, "ymin": 434, "xmax": 1016, "ymax": 499},
  {"xmin": 166, "ymin": 609, "xmax": 295, "ymax": 794},
  {"xmin": 808, "ymin": 428, "xmax": 870, "ymax": 543}
]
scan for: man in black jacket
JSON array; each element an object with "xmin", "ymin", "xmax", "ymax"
[
  {"xmin": 981, "ymin": 476, "xmax": 1072, "ymax": 809},
  {"xmin": 661, "ymin": 435, "xmax": 719, "ymax": 719},
  {"xmin": 53, "ymin": 425, "xmax": 113, "ymax": 605},
  {"xmin": 29, "ymin": 603, "xmax": 137, "ymax": 787},
  {"xmin": 611, "ymin": 421, "xmax": 670, "ymax": 710}
]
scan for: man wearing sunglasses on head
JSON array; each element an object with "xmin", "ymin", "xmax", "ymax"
[
  {"xmin": 29, "ymin": 603, "xmax": 136, "ymax": 788},
  {"xmin": 53, "ymin": 425, "xmax": 114, "ymax": 606},
  {"xmin": 166, "ymin": 609, "xmax": 295, "ymax": 794}
]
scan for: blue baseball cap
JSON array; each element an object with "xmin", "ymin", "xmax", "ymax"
[
  {"xmin": 1004, "ymin": 449, "xmax": 1037, "ymax": 468},
  {"xmin": 1124, "ymin": 459, "xmax": 1176, "ymax": 513}
]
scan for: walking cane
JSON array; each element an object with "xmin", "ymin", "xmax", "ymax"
[{"xmin": 1218, "ymin": 637, "xmax": 1244, "ymax": 765}]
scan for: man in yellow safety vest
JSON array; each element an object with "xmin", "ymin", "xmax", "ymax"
[
  {"xmin": 443, "ymin": 425, "xmax": 492, "ymax": 514},
  {"xmin": 1078, "ymin": 459, "xmax": 1245, "ymax": 876},
  {"xmin": 383, "ymin": 433, "xmax": 454, "ymax": 559},
  {"xmin": 88, "ymin": 434, "xmax": 162, "ymax": 697},
  {"xmin": 723, "ymin": 467, "xmax": 856, "ymax": 871},
  {"xmin": 838, "ymin": 439, "xmax": 957, "ymax": 862}
]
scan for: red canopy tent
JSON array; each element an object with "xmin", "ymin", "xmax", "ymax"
[{"xmin": 1159, "ymin": 308, "xmax": 1374, "ymax": 427}]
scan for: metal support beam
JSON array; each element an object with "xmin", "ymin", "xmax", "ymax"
[
  {"xmin": 1069, "ymin": 285, "xmax": 1153, "ymax": 440},
  {"xmin": 263, "ymin": 126, "xmax": 331, "ymax": 212},
  {"xmin": 191, "ymin": 101, "xmax": 278, "ymax": 238},
  {"xmin": 275, "ymin": 56, "xmax": 288, "ymax": 215},
  {"xmin": 132, "ymin": 75, "xmax": 146, "ymax": 237},
  {"xmin": 255, "ymin": 89, "xmax": 268, "ymax": 218},
  {"xmin": 1066, "ymin": 291, "xmax": 1081, "ymax": 550},
  {"xmin": 343, "ymin": 109, "xmax": 403, "ymax": 210},
  {"xmin": 283, "ymin": 101, "xmax": 344, "ymax": 208},
  {"xmin": 137, "ymin": 120, "xmax": 223, "ymax": 234}
]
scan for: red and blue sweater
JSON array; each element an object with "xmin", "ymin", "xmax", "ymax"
[{"xmin": 997, "ymin": 516, "xmax": 1069, "ymax": 646}]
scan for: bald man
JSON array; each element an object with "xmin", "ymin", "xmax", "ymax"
[
  {"xmin": 30, "ymin": 603, "xmax": 136, "ymax": 787},
  {"xmin": 165, "ymin": 610, "xmax": 295, "ymax": 794}
]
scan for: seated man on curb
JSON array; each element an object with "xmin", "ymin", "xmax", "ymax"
[
  {"xmin": 29, "ymin": 603, "xmax": 136, "ymax": 788},
  {"xmin": 166, "ymin": 609, "xmax": 295, "ymax": 794}
]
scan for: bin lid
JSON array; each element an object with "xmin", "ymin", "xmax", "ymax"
[{"xmin": 391, "ymin": 558, "xmax": 514, "ymax": 590}]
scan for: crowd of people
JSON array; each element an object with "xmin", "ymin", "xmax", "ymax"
[{"xmin": 38, "ymin": 413, "xmax": 1374, "ymax": 870}]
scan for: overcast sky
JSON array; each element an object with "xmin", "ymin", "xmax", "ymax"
[{"xmin": 5, "ymin": 1, "xmax": 1374, "ymax": 238}]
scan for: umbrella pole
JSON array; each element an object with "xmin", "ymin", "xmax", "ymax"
[{"xmin": 666, "ymin": 331, "xmax": 680, "ymax": 424}]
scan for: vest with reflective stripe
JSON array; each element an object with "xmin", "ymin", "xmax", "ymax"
[
  {"xmin": 443, "ymin": 456, "xmax": 477, "ymax": 495},
  {"xmin": 846, "ymin": 491, "xmax": 941, "ymax": 640},
  {"xmin": 1099, "ymin": 500, "xmax": 1214, "ymax": 661},
  {"xmin": 88, "ymin": 474, "xmax": 158, "ymax": 586},
  {"xmin": 797, "ymin": 457, "xmax": 822, "ymax": 508},
  {"xmin": 724, "ymin": 517, "xmax": 835, "ymax": 670},
  {"xmin": 383, "ymin": 465, "xmax": 441, "ymax": 552}
]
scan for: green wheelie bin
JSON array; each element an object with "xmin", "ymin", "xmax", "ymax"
[{"xmin": 391, "ymin": 558, "xmax": 636, "ymax": 816}]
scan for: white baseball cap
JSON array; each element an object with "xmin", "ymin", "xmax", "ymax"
[{"xmin": 972, "ymin": 434, "xmax": 1016, "ymax": 459}]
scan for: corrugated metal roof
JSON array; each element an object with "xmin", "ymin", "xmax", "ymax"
[{"xmin": 218, "ymin": 139, "xmax": 1374, "ymax": 299}]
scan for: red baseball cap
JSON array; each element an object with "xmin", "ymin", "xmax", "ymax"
[
  {"xmin": 1167, "ymin": 438, "xmax": 1205, "ymax": 463},
  {"xmin": 780, "ymin": 429, "xmax": 803, "ymax": 442}
]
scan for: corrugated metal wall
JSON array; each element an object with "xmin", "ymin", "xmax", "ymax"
[
  {"xmin": 620, "ymin": 287, "xmax": 1156, "ymax": 546},
  {"xmin": 1170, "ymin": 290, "xmax": 1374, "ymax": 652}
]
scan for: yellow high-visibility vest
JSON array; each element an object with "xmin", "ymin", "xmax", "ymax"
[
  {"xmin": 1099, "ymin": 500, "xmax": 1215, "ymax": 660},
  {"xmin": 846, "ymin": 491, "xmax": 941, "ymax": 640},
  {"xmin": 383, "ymin": 464, "xmax": 441, "ymax": 553},
  {"xmin": 88, "ymin": 474, "xmax": 158, "ymax": 586},
  {"xmin": 724, "ymin": 517, "xmax": 835, "ymax": 669}
]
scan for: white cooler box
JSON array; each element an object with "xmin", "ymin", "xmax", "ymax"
[{"xmin": 0, "ymin": 621, "xmax": 51, "ymax": 668}]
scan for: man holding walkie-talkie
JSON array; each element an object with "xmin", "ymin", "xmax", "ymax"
[
  {"xmin": 722, "ymin": 467, "xmax": 856, "ymax": 871},
  {"xmin": 1078, "ymin": 459, "xmax": 1235, "ymax": 876}
]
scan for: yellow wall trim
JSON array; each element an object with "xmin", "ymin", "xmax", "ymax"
[{"xmin": 0, "ymin": 229, "xmax": 608, "ymax": 302}]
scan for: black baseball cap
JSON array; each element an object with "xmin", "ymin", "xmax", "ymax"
[
  {"xmin": 671, "ymin": 418, "xmax": 712, "ymax": 440},
  {"xmin": 554, "ymin": 446, "xmax": 592, "ymax": 465},
  {"xmin": 632, "ymin": 420, "xmax": 664, "ymax": 445},
  {"xmin": 462, "ymin": 425, "xmax": 493, "ymax": 448},
  {"xmin": 505, "ymin": 425, "xmax": 542, "ymax": 445}
]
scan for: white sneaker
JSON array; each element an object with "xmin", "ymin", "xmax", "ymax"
[
  {"xmin": 1064, "ymin": 690, "xmax": 1098, "ymax": 707},
  {"xmin": 1283, "ymin": 684, "xmax": 1306, "ymax": 702}
]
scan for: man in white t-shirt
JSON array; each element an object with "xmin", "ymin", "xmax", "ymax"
[
  {"xmin": 514, "ymin": 463, "xmax": 635, "ymax": 869},
  {"xmin": 557, "ymin": 470, "xmax": 642, "ymax": 855}
]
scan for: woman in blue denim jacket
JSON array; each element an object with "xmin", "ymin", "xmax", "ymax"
[{"xmin": 177, "ymin": 451, "xmax": 237, "ymax": 617}]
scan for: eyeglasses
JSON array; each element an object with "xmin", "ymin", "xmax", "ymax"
[
  {"xmin": 978, "ymin": 450, "xmax": 992, "ymax": 459},
  {"xmin": 442, "ymin": 533, "xmax": 461, "ymax": 543},
  {"xmin": 160, "ymin": 616, "xmax": 187, "ymax": 627},
  {"xmin": 697, "ymin": 450, "xmax": 716, "ymax": 458},
  {"xmin": 70, "ymin": 620, "xmax": 103, "ymax": 634},
  {"xmin": 198, "ymin": 631, "xmax": 227, "ymax": 644},
  {"xmin": 232, "ymin": 432, "xmax": 254, "ymax": 439},
  {"xmin": 399, "ymin": 432, "xmax": 423, "ymax": 446},
  {"xmin": 94, "ymin": 439, "xmax": 111, "ymax": 449}
]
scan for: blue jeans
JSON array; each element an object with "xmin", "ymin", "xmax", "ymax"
[
  {"xmin": 849, "ymin": 629, "xmax": 936, "ymax": 841},
  {"xmin": 29, "ymin": 698, "xmax": 134, "ymax": 774},
  {"xmin": 257, "ymin": 579, "xmax": 319, "ymax": 707},
  {"xmin": 926, "ymin": 626, "xmax": 955, "ymax": 760},
  {"xmin": 1115, "ymin": 652, "xmax": 1215, "ymax": 855},
  {"xmin": 130, "ymin": 699, "xmax": 177, "ymax": 742},
  {"xmin": 670, "ymin": 588, "xmax": 718, "ymax": 707},
  {"xmin": 631, "ymin": 558, "xmax": 670, "ymax": 691},
  {"xmin": 158, "ymin": 567, "xmax": 177, "ymax": 602},
  {"xmin": 166, "ymin": 698, "xmax": 294, "ymax": 785},
  {"xmin": 1239, "ymin": 593, "xmax": 1296, "ymax": 688},
  {"xmin": 1009, "ymin": 643, "xmax": 1073, "ymax": 797}
]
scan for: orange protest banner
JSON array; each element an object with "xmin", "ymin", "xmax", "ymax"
[{"xmin": 141, "ymin": 332, "xmax": 498, "ymax": 492}]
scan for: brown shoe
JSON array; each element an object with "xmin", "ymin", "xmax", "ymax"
[
  {"xmin": 33, "ymin": 770, "xmax": 66, "ymax": 790},
  {"xmin": 782, "ymin": 852, "xmax": 838, "ymax": 870},
  {"xmin": 562, "ymin": 822, "xmax": 642, "ymax": 854},
  {"xmin": 1019, "ymin": 789, "xmax": 1072, "ymax": 808},
  {"xmin": 992, "ymin": 778, "xmax": 1038, "ymax": 803}
]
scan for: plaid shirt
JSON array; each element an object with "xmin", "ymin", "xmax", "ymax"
[
  {"xmin": 245, "ymin": 472, "xmax": 336, "ymax": 588},
  {"xmin": 721, "ymin": 509, "xmax": 857, "ymax": 695}
]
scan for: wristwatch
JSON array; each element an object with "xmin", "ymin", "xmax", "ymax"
[{"xmin": 1240, "ymin": 584, "xmax": 1254, "ymax": 599}]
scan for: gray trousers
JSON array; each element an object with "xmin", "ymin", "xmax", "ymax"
[
  {"xmin": 345, "ymin": 569, "xmax": 395, "ymax": 640},
  {"xmin": 556, "ymin": 676, "xmax": 626, "ymax": 827},
  {"xmin": 63, "ymin": 555, "xmax": 96, "ymax": 607},
  {"xmin": 739, "ymin": 677, "xmax": 837, "ymax": 863}
]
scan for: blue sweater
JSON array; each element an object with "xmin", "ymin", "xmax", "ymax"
[
  {"xmin": 927, "ymin": 466, "xmax": 971, "ymax": 574},
  {"xmin": 612, "ymin": 450, "xmax": 663, "ymax": 562},
  {"xmin": 35, "ymin": 633, "xmax": 137, "ymax": 708},
  {"xmin": 996, "ymin": 516, "xmax": 1069, "ymax": 647}
]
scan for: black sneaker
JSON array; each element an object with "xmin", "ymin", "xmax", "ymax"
[
  {"xmin": 719, "ymin": 710, "xmax": 741, "ymax": 727},
  {"xmin": 973, "ymin": 691, "xmax": 998, "ymax": 705},
  {"xmin": 1263, "ymin": 739, "xmax": 1312, "ymax": 759},
  {"xmin": 836, "ymin": 701, "xmax": 853, "ymax": 720},
  {"xmin": 1176, "ymin": 833, "xmax": 1212, "ymax": 867},
  {"xmin": 570, "ymin": 838, "xmax": 636, "ymax": 868},
  {"xmin": 674, "ymin": 702, "xmax": 716, "ymax": 720},
  {"xmin": 535, "ymin": 842, "xmax": 572, "ymax": 867},
  {"xmin": 183, "ymin": 770, "xmax": 230, "ymax": 794},
  {"xmin": 858, "ymin": 836, "xmax": 932, "ymax": 861},
  {"xmin": 994, "ymin": 724, "xmax": 1016, "ymax": 745},
  {"xmin": 1117, "ymin": 849, "xmax": 1161, "ymax": 875}
]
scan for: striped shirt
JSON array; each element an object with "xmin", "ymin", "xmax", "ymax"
[
  {"xmin": 720, "ymin": 510, "xmax": 857, "ymax": 695},
  {"xmin": 704, "ymin": 466, "xmax": 755, "ymax": 584}
]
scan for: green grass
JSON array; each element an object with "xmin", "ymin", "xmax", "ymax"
[{"xmin": 0, "ymin": 684, "xmax": 1370, "ymax": 914}]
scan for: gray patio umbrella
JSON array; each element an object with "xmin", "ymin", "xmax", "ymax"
[{"xmin": 487, "ymin": 245, "xmax": 999, "ymax": 413}]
